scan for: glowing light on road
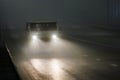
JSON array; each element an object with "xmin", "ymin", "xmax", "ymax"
[
  {"xmin": 50, "ymin": 59, "xmax": 61, "ymax": 73},
  {"xmin": 30, "ymin": 59, "xmax": 43, "ymax": 72},
  {"xmin": 32, "ymin": 35, "xmax": 37, "ymax": 40},
  {"xmin": 18, "ymin": 34, "xmax": 84, "ymax": 80},
  {"xmin": 49, "ymin": 59, "xmax": 66, "ymax": 80},
  {"xmin": 29, "ymin": 59, "xmax": 65, "ymax": 80}
]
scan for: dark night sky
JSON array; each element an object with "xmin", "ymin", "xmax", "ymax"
[{"xmin": 0, "ymin": 0, "xmax": 119, "ymax": 30}]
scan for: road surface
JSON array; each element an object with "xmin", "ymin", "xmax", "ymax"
[{"xmin": 7, "ymin": 33, "xmax": 120, "ymax": 80}]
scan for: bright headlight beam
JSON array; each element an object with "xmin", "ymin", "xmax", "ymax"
[
  {"xmin": 32, "ymin": 35, "xmax": 37, "ymax": 40},
  {"xmin": 52, "ymin": 34, "xmax": 57, "ymax": 39}
]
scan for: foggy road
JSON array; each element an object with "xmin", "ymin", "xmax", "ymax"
[
  {"xmin": 1, "ymin": 0, "xmax": 120, "ymax": 79},
  {"xmin": 7, "ymin": 34, "xmax": 120, "ymax": 80}
]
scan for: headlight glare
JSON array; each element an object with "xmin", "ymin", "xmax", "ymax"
[
  {"xmin": 32, "ymin": 35, "xmax": 37, "ymax": 40},
  {"xmin": 52, "ymin": 34, "xmax": 57, "ymax": 39}
]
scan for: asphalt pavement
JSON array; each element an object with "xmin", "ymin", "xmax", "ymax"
[{"xmin": 6, "ymin": 32, "xmax": 120, "ymax": 80}]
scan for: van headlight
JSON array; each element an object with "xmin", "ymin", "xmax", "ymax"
[
  {"xmin": 32, "ymin": 35, "xmax": 38, "ymax": 40},
  {"xmin": 52, "ymin": 34, "xmax": 58, "ymax": 39}
]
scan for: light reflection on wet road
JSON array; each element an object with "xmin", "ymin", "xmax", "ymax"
[
  {"xmin": 16, "ymin": 38, "xmax": 84, "ymax": 80},
  {"xmin": 19, "ymin": 59, "xmax": 77, "ymax": 80},
  {"xmin": 7, "ymin": 36, "xmax": 120, "ymax": 80}
]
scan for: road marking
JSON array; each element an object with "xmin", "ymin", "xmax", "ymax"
[
  {"xmin": 111, "ymin": 64, "xmax": 118, "ymax": 67},
  {"xmin": 83, "ymin": 54, "xmax": 88, "ymax": 57},
  {"xmin": 96, "ymin": 58, "xmax": 101, "ymax": 61}
]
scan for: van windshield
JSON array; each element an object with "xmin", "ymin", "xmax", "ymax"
[{"xmin": 27, "ymin": 22, "xmax": 57, "ymax": 31}]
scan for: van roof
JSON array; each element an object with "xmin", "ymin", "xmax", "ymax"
[{"xmin": 26, "ymin": 21, "xmax": 56, "ymax": 24}]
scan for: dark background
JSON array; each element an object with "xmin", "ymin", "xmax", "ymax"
[{"xmin": 0, "ymin": 0, "xmax": 120, "ymax": 30}]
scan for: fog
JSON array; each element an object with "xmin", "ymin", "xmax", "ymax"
[{"xmin": 0, "ymin": 0, "xmax": 109, "ymax": 29}]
